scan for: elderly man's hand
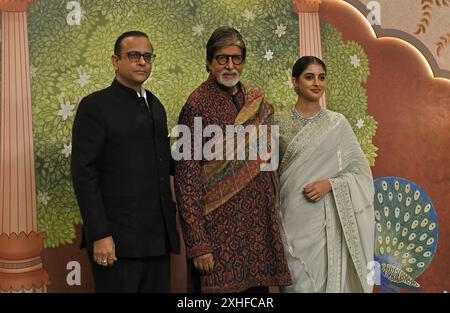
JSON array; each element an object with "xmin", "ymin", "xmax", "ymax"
[{"xmin": 193, "ymin": 253, "xmax": 214, "ymax": 274}]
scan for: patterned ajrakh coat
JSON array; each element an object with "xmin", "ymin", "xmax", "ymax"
[{"xmin": 174, "ymin": 74, "xmax": 292, "ymax": 292}]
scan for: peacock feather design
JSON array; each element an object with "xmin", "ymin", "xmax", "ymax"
[{"xmin": 373, "ymin": 177, "xmax": 438, "ymax": 292}]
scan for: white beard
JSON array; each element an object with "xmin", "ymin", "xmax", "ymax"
[{"xmin": 217, "ymin": 70, "xmax": 240, "ymax": 87}]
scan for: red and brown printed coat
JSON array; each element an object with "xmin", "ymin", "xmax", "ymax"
[{"xmin": 174, "ymin": 75, "xmax": 292, "ymax": 292}]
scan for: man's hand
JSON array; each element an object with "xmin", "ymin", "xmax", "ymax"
[
  {"xmin": 93, "ymin": 236, "xmax": 117, "ymax": 267},
  {"xmin": 303, "ymin": 180, "xmax": 332, "ymax": 202},
  {"xmin": 193, "ymin": 253, "xmax": 214, "ymax": 274}
]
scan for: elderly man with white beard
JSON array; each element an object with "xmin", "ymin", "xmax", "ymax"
[{"xmin": 174, "ymin": 26, "xmax": 292, "ymax": 293}]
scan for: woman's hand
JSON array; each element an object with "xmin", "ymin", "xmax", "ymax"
[{"xmin": 303, "ymin": 180, "xmax": 332, "ymax": 202}]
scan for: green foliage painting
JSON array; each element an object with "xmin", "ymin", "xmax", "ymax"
[{"xmin": 1, "ymin": 0, "xmax": 377, "ymax": 247}]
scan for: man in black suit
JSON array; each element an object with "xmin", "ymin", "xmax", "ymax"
[{"xmin": 71, "ymin": 30, "xmax": 179, "ymax": 292}]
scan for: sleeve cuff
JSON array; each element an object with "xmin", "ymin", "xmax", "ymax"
[{"xmin": 187, "ymin": 245, "xmax": 213, "ymax": 259}]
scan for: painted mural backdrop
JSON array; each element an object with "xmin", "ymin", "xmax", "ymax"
[
  {"xmin": 373, "ymin": 177, "xmax": 438, "ymax": 292},
  {"xmin": 2, "ymin": 0, "xmax": 449, "ymax": 292},
  {"xmin": 358, "ymin": 0, "xmax": 450, "ymax": 75},
  {"xmin": 24, "ymin": 0, "xmax": 376, "ymax": 249}
]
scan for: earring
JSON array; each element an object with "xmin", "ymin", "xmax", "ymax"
[{"xmin": 294, "ymin": 86, "xmax": 301, "ymax": 96}]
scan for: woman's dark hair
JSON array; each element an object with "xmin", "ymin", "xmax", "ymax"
[{"xmin": 291, "ymin": 56, "xmax": 326, "ymax": 79}]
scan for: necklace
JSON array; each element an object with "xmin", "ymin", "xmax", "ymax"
[{"xmin": 291, "ymin": 106, "xmax": 323, "ymax": 123}]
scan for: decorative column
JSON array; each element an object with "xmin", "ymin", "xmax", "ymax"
[
  {"xmin": 0, "ymin": 0, "xmax": 49, "ymax": 292},
  {"xmin": 292, "ymin": 0, "xmax": 327, "ymax": 107}
]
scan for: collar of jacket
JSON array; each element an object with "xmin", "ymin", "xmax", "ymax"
[{"xmin": 111, "ymin": 78, "xmax": 146, "ymax": 100}]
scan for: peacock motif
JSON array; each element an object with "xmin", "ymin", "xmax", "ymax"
[{"xmin": 373, "ymin": 177, "xmax": 438, "ymax": 292}]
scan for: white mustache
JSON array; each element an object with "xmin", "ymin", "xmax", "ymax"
[{"xmin": 220, "ymin": 69, "xmax": 239, "ymax": 75}]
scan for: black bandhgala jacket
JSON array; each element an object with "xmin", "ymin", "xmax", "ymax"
[{"xmin": 71, "ymin": 79, "xmax": 179, "ymax": 257}]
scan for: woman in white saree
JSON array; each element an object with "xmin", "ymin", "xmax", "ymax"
[{"xmin": 273, "ymin": 56, "xmax": 375, "ymax": 293}]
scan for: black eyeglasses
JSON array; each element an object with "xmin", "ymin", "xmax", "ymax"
[
  {"xmin": 214, "ymin": 54, "xmax": 244, "ymax": 65},
  {"xmin": 121, "ymin": 51, "xmax": 156, "ymax": 64}
]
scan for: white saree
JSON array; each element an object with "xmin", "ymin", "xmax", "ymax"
[{"xmin": 273, "ymin": 108, "xmax": 375, "ymax": 293}]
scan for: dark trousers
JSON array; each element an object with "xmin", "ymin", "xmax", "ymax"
[
  {"xmin": 91, "ymin": 255, "xmax": 170, "ymax": 293},
  {"xmin": 188, "ymin": 259, "xmax": 202, "ymax": 292}
]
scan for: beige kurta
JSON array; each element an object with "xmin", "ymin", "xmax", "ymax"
[{"xmin": 273, "ymin": 108, "xmax": 375, "ymax": 293}]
